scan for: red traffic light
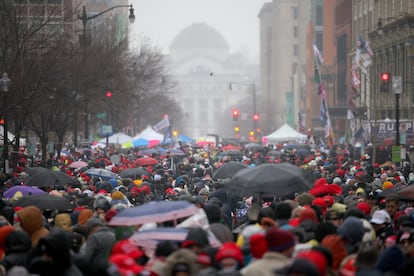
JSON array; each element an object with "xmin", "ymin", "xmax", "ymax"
[
  {"xmin": 253, "ymin": 114, "xmax": 259, "ymax": 121},
  {"xmin": 106, "ymin": 91, "xmax": 112, "ymax": 97},
  {"xmin": 232, "ymin": 108, "xmax": 240, "ymax": 116},
  {"xmin": 381, "ymin": 73, "xmax": 390, "ymax": 81}
]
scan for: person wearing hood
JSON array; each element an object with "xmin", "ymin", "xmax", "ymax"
[
  {"xmin": 0, "ymin": 230, "xmax": 32, "ymax": 271},
  {"xmin": 73, "ymin": 217, "xmax": 116, "ymax": 275},
  {"xmin": 163, "ymin": 248, "xmax": 198, "ymax": 276},
  {"xmin": 16, "ymin": 206, "xmax": 49, "ymax": 246},
  {"xmin": 28, "ymin": 230, "xmax": 82, "ymax": 276}
]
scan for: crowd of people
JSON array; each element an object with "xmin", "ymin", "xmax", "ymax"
[{"xmin": 0, "ymin": 142, "xmax": 411, "ymax": 275}]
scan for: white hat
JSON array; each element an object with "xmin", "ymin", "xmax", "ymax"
[{"xmin": 370, "ymin": 210, "xmax": 391, "ymax": 225}]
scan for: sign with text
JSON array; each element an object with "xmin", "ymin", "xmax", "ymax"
[
  {"xmin": 102, "ymin": 125, "xmax": 113, "ymax": 135},
  {"xmin": 363, "ymin": 120, "xmax": 414, "ymax": 142}
]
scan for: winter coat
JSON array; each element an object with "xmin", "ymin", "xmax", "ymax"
[
  {"xmin": 0, "ymin": 230, "xmax": 31, "ymax": 271},
  {"xmin": 74, "ymin": 226, "xmax": 115, "ymax": 275},
  {"xmin": 17, "ymin": 206, "xmax": 49, "ymax": 246},
  {"xmin": 29, "ymin": 230, "xmax": 83, "ymax": 276},
  {"xmin": 242, "ymin": 252, "xmax": 290, "ymax": 276}
]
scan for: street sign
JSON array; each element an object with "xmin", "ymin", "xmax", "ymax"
[
  {"xmin": 392, "ymin": 76, "xmax": 402, "ymax": 94},
  {"xmin": 102, "ymin": 125, "xmax": 112, "ymax": 135}
]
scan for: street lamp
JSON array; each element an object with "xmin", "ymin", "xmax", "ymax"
[
  {"xmin": 0, "ymin": 73, "xmax": 11, "ymax": 174},
  {"xmin": 393, "ymin": 76, "xmax": 402, "ymax": 146},
  {"xmin": 78, "ymin": 4, "xmax": 135, "ymax": 141}
]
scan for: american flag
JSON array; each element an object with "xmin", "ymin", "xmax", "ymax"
[{"xmin": 357, "ymin": 35, "xmax": 374, "ymax": 56}]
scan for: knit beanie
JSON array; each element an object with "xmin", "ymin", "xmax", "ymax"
[
  {"xmin": 376, "ymin": 245, "xmax": 406, "ymax": 273},
  {"xmin": 297, "ymin": 193, "xmax": 315, "ymax": 206},
  {"xmin": 382, "ymin": 181, "xmax": 394, "ymax": 190},
  {"xmin": 299, "ymin": 207, "xmax": 319, "ymax": 224},
  {"xmin": 215, "ymin": 242, "xmax": 243, "ymax": 265},
  {"xmin": 296, "ymin": 248, "xmax": 329, "ymax": 276},
  {"xmin": 265, "ymin": 226, "xmax": 295, "ymax": 252},
  {"xmin": 111, "ymin": 191, "xmax": 125, "ymax": 200},
  {"xmin": 356, "ymin": 202, "xmax": 371, "ymax": 217},
  {"xmin": 77, "ymin": 209, "xmax": 93, "ymax": 226},
  {"xmin": 321, "ymin": 234, "xmax": 347, "ymax": 269},
  {"xmin": 249, "ymin": 233, "xmax": 268, "ymax": 259},
  {"xmin": 337, "ymin": 216, "xmax": 365, "ymax": 244}
]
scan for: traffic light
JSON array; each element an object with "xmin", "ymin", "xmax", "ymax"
[
  {"xmin": 106, "ymin": 91, "xmax": 112, "ymax": 98},
  {"xmin": 380, "ymin": 72, "xmax": 390, "ymax": 92},
  {"xmin": 172, "ymin": 130, "xmax": 178, "ymax": 137},
  {"xmin": 253, "ymin": 114, "xmax": 259, "ymax": 121},
  {"xmin": 234, "ymin": 125, "xmax": 240, "ymax": 133},
  {"xmin": 232, "ymin": 108, "xmax": 240, "ymax": 121},
  {"xmin": 249, "ymin": 130, "xmax": 255, "ymax": 141}
]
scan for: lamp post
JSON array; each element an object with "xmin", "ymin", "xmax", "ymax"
[
  {"xmin": 393, "ymin": 76, "xmax": 402, "ymax": 146},
  {"xmin": 0, "ymin": 73, "xmax": 11, "ymax": 174},
  {"xmin": 78, "ymin": 4, "xmax": 135, "ymax": 141}
]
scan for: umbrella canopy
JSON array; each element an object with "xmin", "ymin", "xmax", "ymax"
[
  {"xmin": 13, "ymin": 194, "xmax": 73, "ymax": 211},
  {"xmin": 25, "ymin": 167, "xmax": 49, "ymax": 176},
  {"xmin": 213, "ymin": 161, "xmax": 248, "ymax": 180},
  {"xmin": 3, "ymin": 185, "xmax": 46, "ymax": 198},
  {"xmin": 167, "ymin": 148, "xmax": 186, "ymax": 156},
  {"xmin": 24, "ymin": 170, "xmax": 75, "ymax": 188},
  {"xmin": 135, "ymin": 157, "xmax": 159, "ymax": 166},
  {"xmin": 225, "ymin": 163, "xmax": 313, "ymax": 198},
  {"xmin": 69, "ymin": 160, "xmax": 89, "ymax": 169},
  {"xmin": 397, "ymin": 185, "xmax": 414, "ymax": 201},
  {"xmin": 244, "ymin": 143, "xmax": 265, "ymax": 152},
  {"xmin": 129, "ymin": 227, "xmax": 221, "ymax": 250},
  {"xmin": 119, "ymin": 168, "xmax": 148, "ymax": 179},
  {"xmin": 110, "ymin": 154, "xmax": 122, "ymax": 166},
  {"xmin": 85, "ymin": 168, "xmax": 117, "ymax": 179},
  {"xmin": 109, "ymin": 200, "xmax": 199, "ymax": 226}
]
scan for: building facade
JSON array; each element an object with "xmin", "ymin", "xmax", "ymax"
[
  {"xmin": 258, "ymin": 0, "xmax": 311, "ymax": 136},
  {"xmin": 168, "ymin": 23, "xmax": 258, "ymax": 140}
]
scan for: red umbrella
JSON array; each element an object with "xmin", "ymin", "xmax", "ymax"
[{"xmin": 135, "ymin": 157, "xmax": 159, "ymax": 166}]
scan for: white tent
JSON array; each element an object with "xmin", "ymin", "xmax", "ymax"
[
  {"xmin": 264, "ymin": 123, "xmax": 307, "ymax": 144},
  {"xmin": 99, "ymin": 132, "xmax": 133, "ymax": 145},
  {"xmin": 134, "ymin": 125, "xmax": 164, "ymax": 141}
]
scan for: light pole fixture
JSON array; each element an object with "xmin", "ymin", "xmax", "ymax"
[
  {"xmin": 77, "ymin": 4, "xmax": 134, "ymax": 140},
  {"xmin": 0, "ymin": 73, "xmax": 11, "ymax": 174}
]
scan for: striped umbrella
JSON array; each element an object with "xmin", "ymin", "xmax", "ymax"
[{"xmin": 109, "ymin": 200, "xmax": 199, "ymax": 226}]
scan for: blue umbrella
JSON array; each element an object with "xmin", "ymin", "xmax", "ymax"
[
  {"xmin": 85, "ymin": 168, "xmax": 117, "ymax": 179},
  {"xmin": 4, "ymin": 185, "xmax": 45, "ymax": 198},
  {"xmin": 133, "ymin": 138, "xmax": 149, "ymax": 147},
  {"xmin": 109, "ymin": 200, "xmax": 199, "ymax": 226}
]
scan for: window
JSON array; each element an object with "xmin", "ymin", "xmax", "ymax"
[
  {"xmin": 292, "ymin": 6, "xmax": 298, "ymax": 19},
  {"xmin": 315, "ymin": 32, "xmax": 323, "ymax": 53},
  {"xmin": 293, "ymin": 26, "xmax": 298, "ymax": 38},
  {"xmin": 315, "ymin": 5, "xmax": 323, "ymax": 26},
  {"xmin": 293, "ymin": 44, "xmax": 298, "ymax": 56}
]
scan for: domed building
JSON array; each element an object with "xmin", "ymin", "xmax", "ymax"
[{"xmin": 168, "ymin": 23, "xmax": 256, "ymax": 139}]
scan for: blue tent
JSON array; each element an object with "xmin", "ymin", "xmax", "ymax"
[
  {"xmin": 133, "ymin": 138, "xmax": 149, "ymax": 147},
  {"xmin": 178, "ymin": 135, "xmax": 194, "ymax": 143}
]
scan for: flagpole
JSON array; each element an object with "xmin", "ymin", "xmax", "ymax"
[{"xmin": 313, "ymin": 44, "xmax": 334, "ymax": 150}]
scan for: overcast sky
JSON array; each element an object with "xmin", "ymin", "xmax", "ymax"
[{"xmin": 129, "ymin": 0, "xmax": 269, "ymax": 58}]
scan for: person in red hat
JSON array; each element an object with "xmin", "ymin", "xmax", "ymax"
[
  {"xmin": 243, "ymin": 226, "xmax": 295, "ymax": 275},
  {"xmin": 215, "ymin": 242, "xmax": 243, "ymax": 274}
]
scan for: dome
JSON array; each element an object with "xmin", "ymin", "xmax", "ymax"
[{"xmin": 169, "ymin": 23, "xmax": 229, "ymax": 51}]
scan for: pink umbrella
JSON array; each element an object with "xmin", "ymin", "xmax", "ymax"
[{"xmin": 69, "ymin": 160, "xmax": 89, "ymax": 169}]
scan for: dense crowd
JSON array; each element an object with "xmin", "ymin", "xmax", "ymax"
[{"xmin": 0, "ymin": 143, "xmax": 411, "ymax": 275}]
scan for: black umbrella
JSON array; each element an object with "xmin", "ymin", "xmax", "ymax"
[
  {"xmin": 225, "ymin": 163, "xmax": 313, "ymax": 199},
  {"xmin": 213, "ymin": 161, "xmax": 248, "ymax": 180},
  {"xmin": 13, "ymin": 194, "xmax": 73, "ymax": 211},
  {"xmin": 119, "ymin": 168, "xmax": 148, "ymax": 179},
  {"xmin": 25, "ymin": 167, "xmax": 49, "ymax": 176},
  {"xmin": 244, "ymin": 143, "xmax": 265, "ymax": 152},
  {"xmin": 24, "ymin": 169, "xmax": 76, "ymax": 188}
]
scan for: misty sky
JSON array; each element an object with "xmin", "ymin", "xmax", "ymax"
[{"xmin": 129, "ymin": 0, "xmax": 269, "ymax": 58}]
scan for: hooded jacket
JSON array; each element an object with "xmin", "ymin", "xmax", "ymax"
[
  {"xmin": 17, "ymin": 206, "xmax": 49, "ymax": 246},
  {"xmin": 1, "ymin": 230, "xmax": 32, "ymax": 271}
]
